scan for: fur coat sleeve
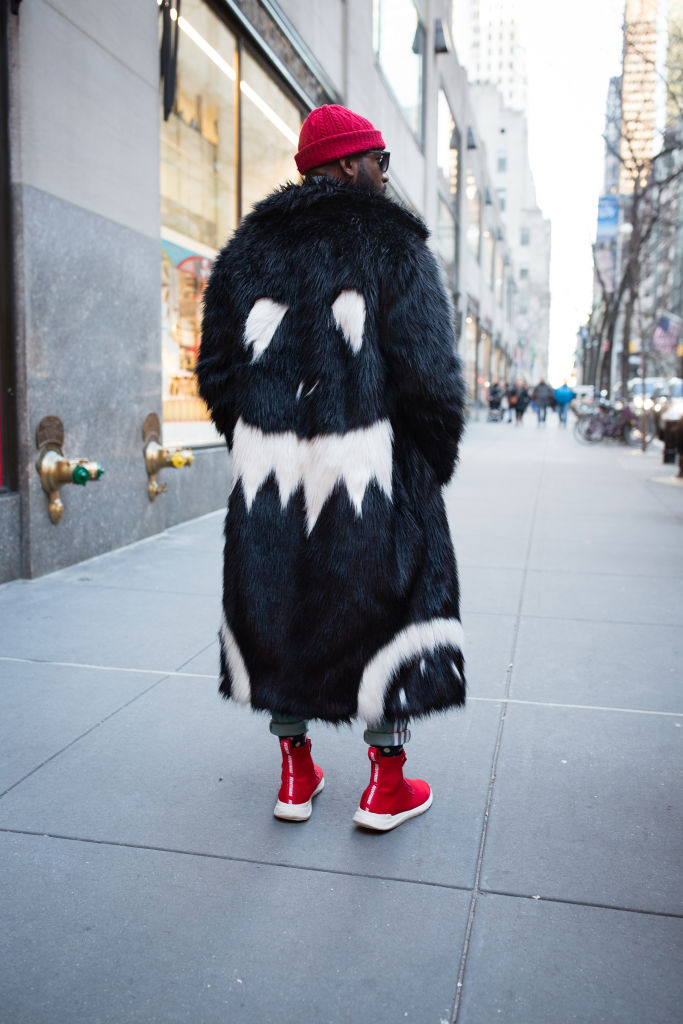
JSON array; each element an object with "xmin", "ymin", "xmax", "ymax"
[{"xmin": 380, "ymin": 243, "xmax": 465, "ymax": 484}]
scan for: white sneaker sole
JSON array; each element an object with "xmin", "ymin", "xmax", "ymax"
[
  {"xmin": 273, "ymin": 777, "xmax": 324, "ymax": 821},
  {"xmin": 352, "ymin": 790, "xmax": 433, "ymax": 831}
]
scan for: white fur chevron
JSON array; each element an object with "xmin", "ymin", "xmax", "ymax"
[
  {"xmin": 232, "ymin": 417, "xmax": 393, "ymax": 534},
  {"xmin": 357, "ymin": 618, "xmax": 465, "ymax": 725},
  {"xmin": 244, "ymin": 298, "xmax": 289, "ymax": 360},
  {"xmin": 220, "ymin": 613, "xmax": 251, "ymax": 704},
  {"xmin": 332, "ymin": 290, "xmax": 365, "ymax": 354}
]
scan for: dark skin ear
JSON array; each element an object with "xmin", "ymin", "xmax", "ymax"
[
  {"xmin": 305, "ymin": 154, "xmax": 388, "ymax": 193},
  {"xmin": 305, "ymin": 157, "xmax": 357, "ymax": 182},
  {"xmin": 338, "ymin": 155, "xmax": 359, "ymax": 182}
]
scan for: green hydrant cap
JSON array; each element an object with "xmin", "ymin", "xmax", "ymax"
[{"xmin": 72, "ymin": 465, "xmax": 90, "ymax": 485}]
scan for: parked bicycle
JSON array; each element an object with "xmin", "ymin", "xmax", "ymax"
[{"xmin": 573, "ymin": 401, "xmax": 656, "ymax": 447}]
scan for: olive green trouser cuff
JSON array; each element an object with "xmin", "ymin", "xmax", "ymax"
[
  {"xmin": 363, "ymin": 719, "xmax": 411, "ymax": 747},
  {"xmin": 269, "ymin": 715, "xmax": 411, "ymax": 746},
  {"xmin": 269, "ymin": 715, "xmax": 308, "ymax": 738}
]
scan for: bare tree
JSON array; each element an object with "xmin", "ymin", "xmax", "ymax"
[{"xmin": 589, "ymin": 12, "xmax": 683, "ymax": 395}]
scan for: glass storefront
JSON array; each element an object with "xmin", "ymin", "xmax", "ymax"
[
  {"xmin": 160, "ymin": 0, "xmax": 302, "ymax": 446},
  {"xmin": 464, "ymin": 304, "xmax": 479, "ymax": 403}
]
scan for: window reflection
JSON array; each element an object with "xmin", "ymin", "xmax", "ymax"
[
  {"xmin": 466, "ymin": 170, "xmax": 481, "ymax": 261},
  {"xmin": 159, "ymin": 1, "xmax": 302, "ymax": 446},
  {"xmin": 437, "ymin": 198, "xmax": 456, "ymax": 284},
  {"xmin": 437, "ymin": 90, "xmax": 460, "ymax": 203},
  {"xmin": 373, "ymin": 0, "xmax": 424, "ymax": 141},
  {"xmin": 483, "ymin": 228, "xmax": 494, "ymax": 288},
  {"xmin": 241, "ymin": 52, "xmax": 301, "ymax": 215},
  {"xmin": 437, "ymin": 90, "xmax": 461, "ymax": 291}
]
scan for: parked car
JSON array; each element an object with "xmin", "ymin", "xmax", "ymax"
[{"xmin": 618, "ymin": 376, "xmax": 668, "ymax": 411}]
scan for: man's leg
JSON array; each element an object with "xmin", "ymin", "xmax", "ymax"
[
  {"xmin": 354, "ymin": 717, "xmax": 432, "ymax": 831},
  {"xmin": 270, "ymin": 713, "xmax": 308, "ymax": 746},
  {"xmin": 270, "ymin": 713, "xmax": 324, "ymax": 821}
]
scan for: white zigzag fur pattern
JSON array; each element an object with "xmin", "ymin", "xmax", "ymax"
[
  {"xmin": 244, "ymin": 298, "xmax": 289, "ymax": 360},
  {"xmin": 220, "ymin": 613, "xmax": 251, "ymax": 704},
  {"xmin": 332, "ymin": 290, "xmax": 365, "ymax": 354},
  {"xmin": 357, "ymin": 618, "xmax": 465, "ymax": 725},
  {"xmin": 232, "ymin": 417, "xmax": 393, "ymax": 534}
]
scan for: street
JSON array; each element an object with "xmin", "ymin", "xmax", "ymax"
[{"xmin": 1, "ymin": 419, "xmax": 682, "ymax": 1023}]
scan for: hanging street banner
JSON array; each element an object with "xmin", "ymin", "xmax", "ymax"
[
  {"xmin": 653, "ymin": 312, "xmax": 682, "ymax": 353},
  {"xmin": 596, "ymin": 196, "xmax": 619, "ymax": 240}
]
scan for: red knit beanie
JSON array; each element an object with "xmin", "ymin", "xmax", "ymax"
[{"xmin": 295, "ymin": 104, "xmax": 385, "ymax": 174}]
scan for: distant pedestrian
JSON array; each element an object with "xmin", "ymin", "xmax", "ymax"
[
  {"xmin": 197, "ymin": 105, "xmax": 467, "ymax": 832},
  {"xmin": 532, "ymin": 378, "xmax": 553, "ymax": 424},
  {"xmin": 488, "ymin": 380, "xmax": 503, "ymax": 421},
  {"xmin": 505, "ymin": 381, "xmax": 517, "ymax": 422},
  {"xmin": 554, "ymin": 381, "xmax": 576, "ymax": 426},
  {"xmin": 513, "ymin": 380, "xmax": 530, "ymax": 424}
]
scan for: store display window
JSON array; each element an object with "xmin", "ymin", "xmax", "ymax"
[{"xmin": 160, "ymin": 0, "xmax": 302, "ymax": 447}]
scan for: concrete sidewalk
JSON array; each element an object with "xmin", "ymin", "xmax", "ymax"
[{"xmin": 1, "ymin": 420, "xmax": 681, "ymax": 1023}]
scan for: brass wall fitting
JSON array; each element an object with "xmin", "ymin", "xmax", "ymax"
[
  {"xmin": 142, "ymin": 412, "xmax": 194, "ymax": 501},
  {"xmin": 35, "ymin": 416, "xmax": 104, "ymax": 524}
]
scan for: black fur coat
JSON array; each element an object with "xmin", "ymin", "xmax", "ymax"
[{"xmin": 197, "ymin": 177, "xmax": 466, "ymax": 725}]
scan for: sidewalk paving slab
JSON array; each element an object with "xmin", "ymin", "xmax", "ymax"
[
  {"xmin": 0, "ymin": 660, "xmax": 168, "ymax": 794},
  {"xmin": 481, "ymin": 703, "xmax": 682, "ymax": 915},
  {"xmin": 1, "ymin": 831, "xmax": 470, "ymax": 1024},
  {"xmin": 522, "ymin": 567, "xmax": 683, "ymax": 626},
  {"xmin": 0, "ymin": 676, "xmax": 498, "ymax": 891},
  {"xmin": 457, "ymin": 892, "xmax": 683, "ymax": 1024},
  {"xmin": 511, "ymin": 616, "xmax": 683, "ymax": 712},
  {"xmin": 0, "ymin": 582, "xmax": 218, "ymax": 671}
]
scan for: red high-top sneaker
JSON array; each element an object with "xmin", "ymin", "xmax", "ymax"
[
  {"xmin": 353, "ymin": 747, "xmax": 432, "ymax": 831},
  {"xmin": 274, "ymin": 738, "xmax": 324, "ymax": 821}
]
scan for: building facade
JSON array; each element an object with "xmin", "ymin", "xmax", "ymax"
[
  {"xmin": 469, "ymin": 83, "xmax": 550, "ymax": 382},
  {"xmin": 585, "ymin": 0, "xmax": 682, "ymax": 390},
  {"xmin": 452, "ymin": 0, "xmax": 528, "ymax": 111},
  {"xmin": 1, "ymin": 0, "xmax": 520, "ymax": 581}
]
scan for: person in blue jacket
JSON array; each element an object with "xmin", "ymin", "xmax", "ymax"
[{"xmin": 554, "ymin": 381, "xmax": 576, "ymax": 426}]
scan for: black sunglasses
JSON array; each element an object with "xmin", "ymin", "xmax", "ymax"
[
  {"xmin": 356, "ymin": 150, "xmax": 390, "ymax": 173},
  {"xmin": 373, "ymin": 151, "xmax": 390, "ymax": 173}
]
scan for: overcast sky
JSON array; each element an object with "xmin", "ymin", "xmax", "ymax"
[{"xmin": 517, "ymin": 0, "xmax": 626, "ymax": 380}]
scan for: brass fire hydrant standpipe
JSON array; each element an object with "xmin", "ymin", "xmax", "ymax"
[
  {"xmin": 35, "ymin": 415, "xmax": 104, "ymax": 524},
  {"xmin": 142, "ymin": 412, "xmax": 193, "ymax": 501}
]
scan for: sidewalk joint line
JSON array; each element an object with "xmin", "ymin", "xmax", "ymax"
[
  {"xmin": 0, "ymin": 656, "xmax": 215, "ymax": 679},
  {"xmin": 0, "ymin": 827, "xmax": 475, "ymax": 893},
  {"xmin": 5, "ymin": 659, "xmax": 677, "ymax": 719},
  {"xmin": 469, "ymin": 697, "xmax": 683, "ymax": 718},
  {"xmin": 451, "ymin": 432, "xmax": 549, "ymax": 1023},
  {"xmin": 478, "ymin": 886, "xmax": 683, "ymax": 920}
]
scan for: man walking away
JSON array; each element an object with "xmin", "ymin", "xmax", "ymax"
[
  {"xmin": 505, "ymin": 381, "xmax": 517, "ymax": 422},
  {"xmin": 197, "ymin": 105, "xmax": 467, "ymax": 832},
  {"xmin": 532, "ymin": 378, "xmax": 553, "ymax": 424},
  {"xmin": 513, "ymin": 380, "xmax": 530, "ymax": 425},
  {"xmin": 554, "ymin": 380, "xmax": 576, "ymax": 426}
]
